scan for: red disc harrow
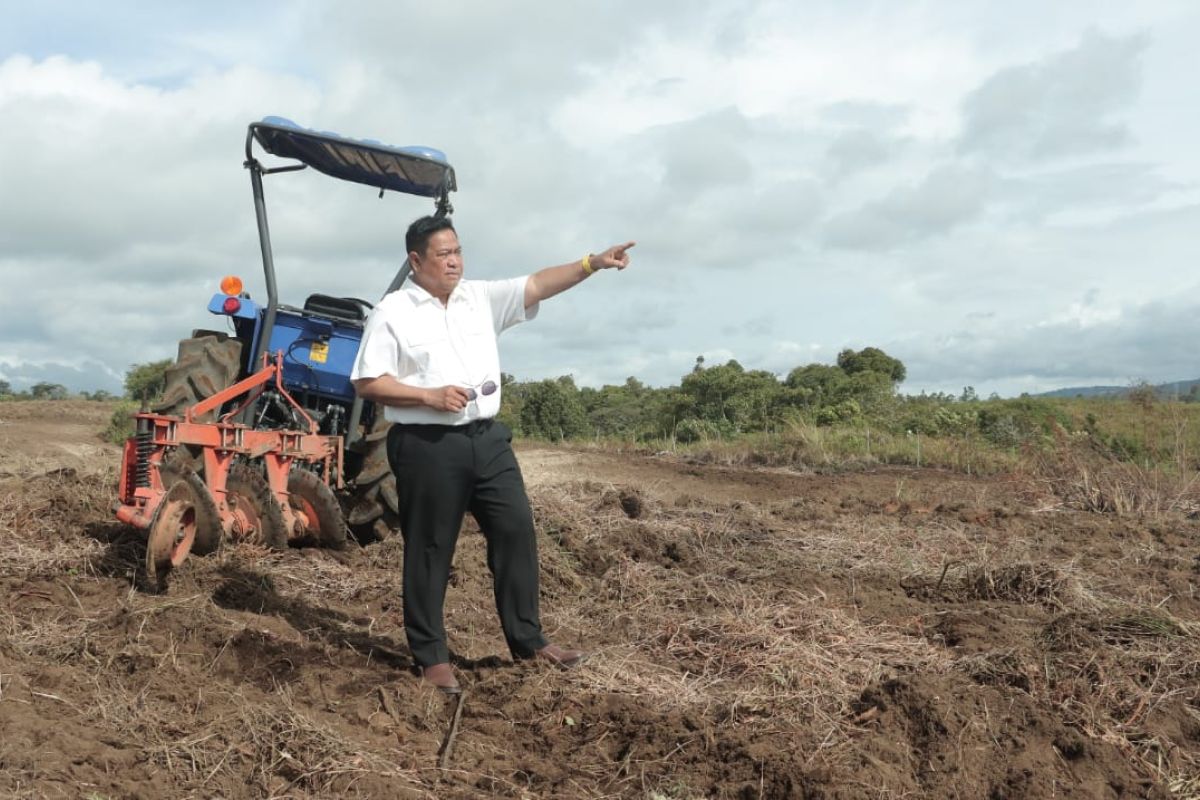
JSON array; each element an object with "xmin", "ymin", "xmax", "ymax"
[{"xmin": 113, "ymin": 353, "xmax": 345, "ymax": 590}]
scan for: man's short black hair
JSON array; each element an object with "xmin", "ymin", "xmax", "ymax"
[{"xmin": 406, "ymin": 215, "xmax": 456, "ymax": 257}]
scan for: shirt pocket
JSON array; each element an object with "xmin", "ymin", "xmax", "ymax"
[
  {"xmin": 401, "ymin": 329, "xmax": 446, "ymax": 376},
  {"xmin": 456, "ymin": 317, "xmax": 496, "ymax": 367},
  {"xmin": 459, "ymin": 315, "xmax": 493, "ymax": 342}
]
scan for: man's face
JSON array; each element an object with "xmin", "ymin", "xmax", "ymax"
[{"xmin": 411, "ymin": 229, "xmax": 463, "ymax": 300}]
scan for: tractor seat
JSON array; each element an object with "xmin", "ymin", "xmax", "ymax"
[{"xmin": 302, "ymin": 294, "xmax": 371, "ymax": 324}]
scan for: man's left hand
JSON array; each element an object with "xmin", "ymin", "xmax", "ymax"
[{"xmin": 594, "ymin": 241, "xmax": 636, "ymax": 270}]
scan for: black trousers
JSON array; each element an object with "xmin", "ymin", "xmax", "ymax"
[{"xmin": 386, "ymin": 419, "xmax": 548, "ymax": 667}]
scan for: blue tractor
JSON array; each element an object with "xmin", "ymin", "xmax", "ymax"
[{"xmin": 155, "ymin": 116, "xmax": 457, "ymax": 543}]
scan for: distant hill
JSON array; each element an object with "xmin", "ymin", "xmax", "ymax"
[{"xmin": 1038, "ymin": 378, "xmax": 1200, "ymax": 399}]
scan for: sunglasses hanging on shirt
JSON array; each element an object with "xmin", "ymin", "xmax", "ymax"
[{"xmin": 465, "ymin": 379, "xmax": 498, "ymax": 401}]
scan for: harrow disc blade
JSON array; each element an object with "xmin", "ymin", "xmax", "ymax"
[
  {"xmin": 225, "ymin": 463, "xmax": 288, "ymax": 549},
  {"xmin": 145, "ymin": 480, "xmax": 201, "ymax": 591},
  {"xmin": 287, "ymin": 470, "xmax": 349, "ymax": 550},
  {"xmin": 159, "ymin": 455, "xmax": 223, "ymax": 556}
]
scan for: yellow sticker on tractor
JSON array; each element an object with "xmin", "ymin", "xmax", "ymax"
[{"xmin": 309, "ymin": 341, "xmax": 329, "ymax": 364}]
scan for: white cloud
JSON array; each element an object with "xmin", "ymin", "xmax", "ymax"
[
  {"xmin": 1, "ymin": 2, "xmax": 1198, "ymax": 400},
  {"xmin": 958, "ymin": 30, "xmax": 1148, "ymax": 162}
]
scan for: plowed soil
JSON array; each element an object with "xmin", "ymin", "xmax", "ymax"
[{"xmin": 1, "ymin": 400, "xmax": 1198, "ymax": 799}]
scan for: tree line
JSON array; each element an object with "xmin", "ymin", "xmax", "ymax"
[
  {"xmin": 0, "ymin": 359, "xmax": 170, "ymax": 403},
  {"xmin": 0, "ymin": 379, "xmax": 115, "ymax": 401},
  {"xmin": 14, "ymin": 347, "xmax": 1124, "ymax": 457},
  {"xmin": 500, "ymin": 347, "xmax": 914, "ymax": 442}
]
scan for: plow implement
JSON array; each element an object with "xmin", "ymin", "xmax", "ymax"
[{"xmin": 114, "ymin": 354, "xmax": 348, "ymax": 590}]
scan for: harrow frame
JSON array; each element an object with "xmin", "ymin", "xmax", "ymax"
[{"xmin": 114, "ymin": 353, "xmax": 344, "ymax": 587}]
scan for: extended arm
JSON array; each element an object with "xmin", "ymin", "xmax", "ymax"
[
  {"xmin": 353, "ymin": 375, "xmax": 473, "ymax": 413},
  {"xmin": 524, "ymin": 241, "xmax": 636, "ymax": 309}
]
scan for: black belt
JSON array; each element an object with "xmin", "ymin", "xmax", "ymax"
[{"xmin": 396, "ymin": 418, "xmax": 494, "ymax": 436}]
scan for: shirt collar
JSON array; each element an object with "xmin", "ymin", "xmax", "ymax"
[{"xmin": 402, "ymin": 279, "xmax": 466, "ymax": 306}]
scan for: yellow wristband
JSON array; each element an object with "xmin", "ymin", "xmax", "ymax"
[{"xmin": 581, "ymin": 254, "xmax": 594, "ymax": 274}]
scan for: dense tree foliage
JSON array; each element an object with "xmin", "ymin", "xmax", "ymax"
[
  {"xmin": 519, "ymin": 376, "xmax": 589, "ymax": 440},
  {"xmin": 124, "ymin": 358, "xmax": 173, "ymax": 402},
  {"xmin": 30, "ymin": 382, "xmax": 69, "ymax": 400},
  {"xmin": 500, "ymin": 346, "xmax": 916, "ymax": 441}
]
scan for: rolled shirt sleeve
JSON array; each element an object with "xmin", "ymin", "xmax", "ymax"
[
  {"xmin": 350, "ymin": 307, "xmax": 400, "ymax": 381},
  {"xmin": 486, "ymin": 275, "xmax": 538, "ymax": 335}
]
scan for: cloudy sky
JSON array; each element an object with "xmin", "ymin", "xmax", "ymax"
[{"xmin": 2, "ymin": 1, "xmax": 1197, "ymax": 397}]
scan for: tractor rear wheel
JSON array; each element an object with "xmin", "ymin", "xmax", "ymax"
[
  {"xmin": 288, "ymin": 470, "xmax": 349, "ymax": 550},
  {"xmin": 346, "ymin": 414, "xmax": 399, "ymax": 542},
  {"xmin": 225, "ymin": 463, "xmax": 288, "ymax": 549},
  {"xmin": 156, "ymin": 332, "xmax": 244, "ymax": 421}
]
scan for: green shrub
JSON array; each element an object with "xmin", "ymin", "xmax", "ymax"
[
  {"xmin": 103, "ymin": 400, "xmax": 139, "ymax": 445},
  {"xmin": 675, "ymin": 418, "xmax": 730, "ymax": 444},
  {"xmin": 815, "ymin": 399, "xmax": 861, "ymax": 426}
]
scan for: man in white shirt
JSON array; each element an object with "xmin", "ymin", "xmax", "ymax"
[{"xmin": 351, "ymin": 215, "xmax": 634, "ymax": 694}]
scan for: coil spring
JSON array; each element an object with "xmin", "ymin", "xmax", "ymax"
[{"xmin": 135, "ymin": 419, "xmax": 154, "ymax": 488}]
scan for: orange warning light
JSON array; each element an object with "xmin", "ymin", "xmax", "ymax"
[{"xmin": 219, "ymin": 275, "xmax": 244, "ymax": 296}]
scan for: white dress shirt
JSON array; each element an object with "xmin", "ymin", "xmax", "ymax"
[{"xmin": 351, "ymin": 276, "xmax": 538, "ymax": 425}]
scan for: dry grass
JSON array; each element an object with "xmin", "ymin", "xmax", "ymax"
[
  {"xmin": 3, "ymin": 435, "xmax": 1199, "ymax": 797},
  {"xmin": 1040, "ymin": 606, "xmax": 1200, "ymax": 792},
  {"xmin": 531, "ymin": 477, "xmax": 1200, "ymax": 794},
  {"xmin": 652, "ymin": 422, "xmax": 1024, "ymax": 476},
  {"xmin": 163, "ymin": 689, "xmax": 431, "ymax": 798},
  {"xmin": 78, "ymin": 669, "xmax": 434, "ymax": 799},
  {"xmin": 0, "ymin": 468, "xmax": 112, "ymax": 581},
  {"xmin": 959, "ymin": 561, "xmax": 1096, "ymax": 608},
  {"xmin": 1029, "ymin": 431, "xmax": 1200, "ymax": 516},
  {"xmin": 536, "ymin": 485, "xmax": 954, "ymax": 768}
]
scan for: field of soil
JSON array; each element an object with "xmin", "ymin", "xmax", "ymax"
[{"xmin": 1, "ymin": 400, "xmax": 1198, "ymax": 798}]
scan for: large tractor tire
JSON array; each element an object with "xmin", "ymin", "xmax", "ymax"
[
  {"xmin": 156, "ymin": 331, "xmax": 244, "ymax": 421},
  {"xmin": 288, "ymin": 470, "xmax": 349, "ymax": 550},
  {"xmin": 346, "ymin": 414, "xmax": 400, "ymax": 542}
]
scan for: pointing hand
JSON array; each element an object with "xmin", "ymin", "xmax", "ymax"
[{"xmin": 594, "ymin": 241, "xmax": 636, "ymax": 271}]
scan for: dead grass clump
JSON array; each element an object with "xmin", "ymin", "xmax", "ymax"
[
  {"xmin": 960, "ymin": 562, "xmax": 1087, "ymax": 608},
  {"xmin": 1043, "ymin": 608, "xmax": 1195, "ymax": 650},
  {"xmin": 223, "ymin": 691, "xmax": 428, "ymax": 797},
  {"xmin": 955, "ymin": 649, "xmax": 1033, "ymax": 691},
  {"xmin": 532, "ymin": 486, "xmax": 686, "ymax": 586},
  {"xmin": 3, "ymin": 609, "xmax": 96, "ymax": 662},
  {"xmin": 595, "ymin": 486, "xmax": 653, "ymax": 519},
  {"xmin": 1039, "ymin": 606, "xmax": 1200, "ymax": 791},
  {"xmin": 248, "ymin": 549, "xmax": 373, "ymax": 604},
  {"xmin": 1030, "ymin": 440, "xmax": 1200, "ymax": 516},
  {"xmin": 0, "ymin": 532, "xmax": 107, "ymax": 582},
  {"xmin": 88, "ymin": 677, "xmax": 432, "ymax": 798},
  {"xmin": 904, "ymin": 559, "xmax": 1099, "ymax": 610},
  {"xmin": 31, "ymin": 467, "xmax": 117, "ymax": 526},
  {"xmin": 0, "ymin": 467, "xmax": 113, "ymax": 580},
  {"xmin": 569, "ymin": 579, "xmax": 950, "ymax": 734}
]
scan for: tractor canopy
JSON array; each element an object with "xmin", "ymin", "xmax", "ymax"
[{"xmin": 250, "ymin": 116, "xmax": 456, "ymax": 198}]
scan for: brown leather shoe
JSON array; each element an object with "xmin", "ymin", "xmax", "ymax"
[
  {"xmin": 420, "ymin": 662, "xmax": 461, "ymax": 694},
  {"xmin": 534, "ymin": 643, "xmax": 586, "ymax": 669}
]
